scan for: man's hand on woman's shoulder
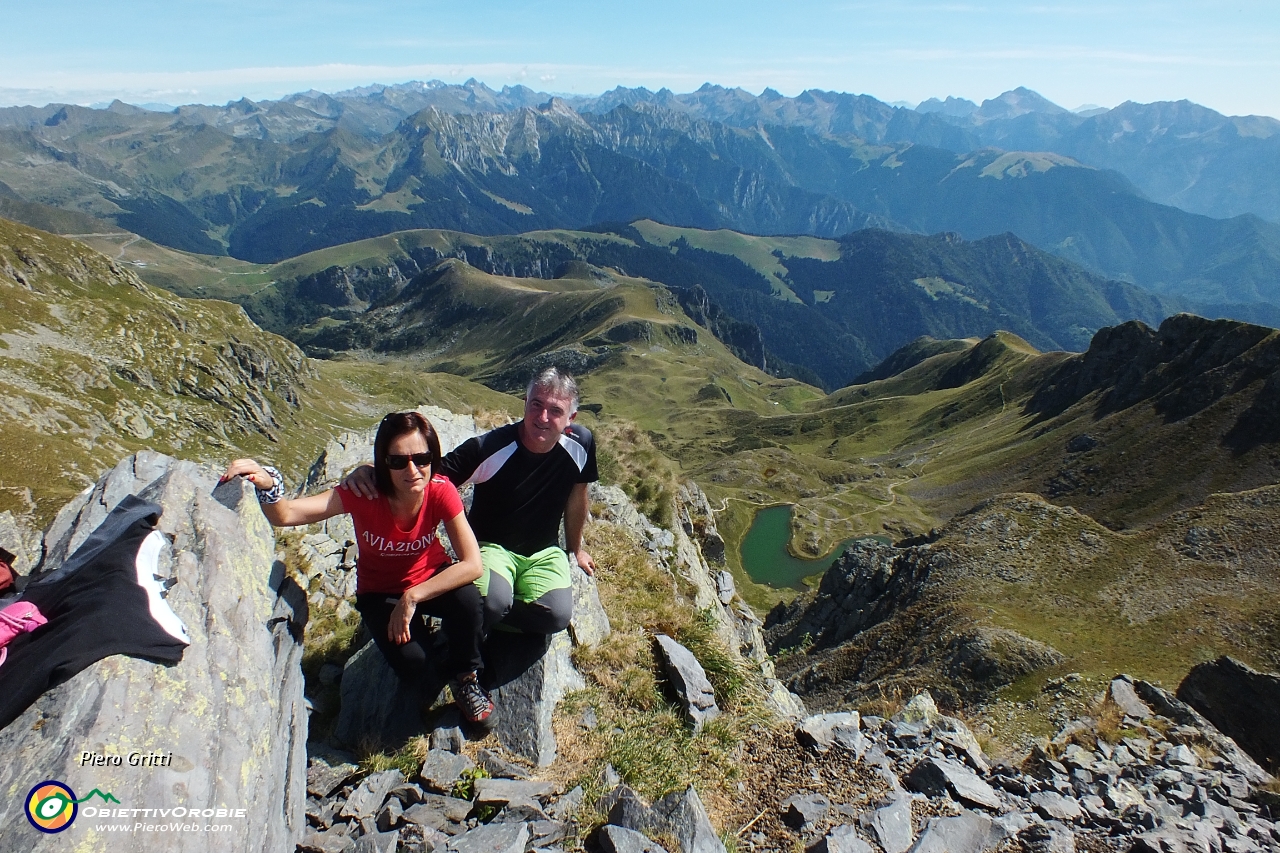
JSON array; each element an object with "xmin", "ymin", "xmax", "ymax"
[{"xmin": 340, "ymin": 464, "xmax": 379, "ymax": 499}]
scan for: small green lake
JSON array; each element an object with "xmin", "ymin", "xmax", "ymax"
[{"xmin": 739, "ymin": 504, "xmax": 883, "ymax": 590}]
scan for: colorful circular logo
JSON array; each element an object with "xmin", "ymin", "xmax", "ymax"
[{"xmin": 25, "ymin": 781, "xmax": 77, "ymax": 833}]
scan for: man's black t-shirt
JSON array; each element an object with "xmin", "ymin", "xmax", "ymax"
[{"xmin": 439, "ymin": 421, "xmax": 598, "ymax": 557}]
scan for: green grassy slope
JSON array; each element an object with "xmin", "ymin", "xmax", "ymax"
[{"xmin": 0, "ymin": 216, "xmax": 519, "ymax": 526}]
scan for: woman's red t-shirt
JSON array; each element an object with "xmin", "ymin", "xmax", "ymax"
[{"xmin": 337, "ymin": 474, "xmax": 465, "ymax": 595}]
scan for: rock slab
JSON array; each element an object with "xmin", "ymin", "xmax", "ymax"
[
  {"xmin": 484, "ymin": 630, "xmax": 584, "ymax": 767},
  {"xmin": 599, "ymin": 825, "xmax": 671, "ymax": 853},
  {"xmin": 0, "ymin": 452, "xmax": 307, "ymax": 853},
  {"xmin": 865, "ymin": 798, "xmax": 914, "ymax": 853},
  {"xmin": 654, "ymin": 634, "xmax": 721, "ymax": 732},
  {"xmin": 905, "ymin": 757, "xmax": 1002, "ymax": 811},
  {"xmin": 797, "ymin": 712, "xmax": 865, "ymax": 756}
]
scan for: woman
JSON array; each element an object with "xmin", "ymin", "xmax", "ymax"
[{"xmin": 221, "ymin": 412, "xmax": 493, "ymax": 724}]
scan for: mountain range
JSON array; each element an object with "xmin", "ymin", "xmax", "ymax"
[{"xmin": 3, "ymin": 81, "xmax": 1280, "ymax": 320}]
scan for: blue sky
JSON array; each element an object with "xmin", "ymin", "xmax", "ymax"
[{"xmin": 3, "ymin": 1, "xmax": 1278, "ymax": 117}]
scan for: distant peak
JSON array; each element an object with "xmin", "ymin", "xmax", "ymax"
[
  {"xmin": 978, "ymin": 88, "xmax": 1067, "ymax": 119},
  {"xmin": 916, "ymin": 96, "xmax": 978, "ymax": 117}
]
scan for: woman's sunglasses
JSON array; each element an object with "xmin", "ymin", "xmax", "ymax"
[{"xmin": 385, "ymin": 453, "xmax": 433, "ymax": 470}]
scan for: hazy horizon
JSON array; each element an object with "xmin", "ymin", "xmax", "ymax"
[
  {"xmin": 0, "ymin": 77, "xmax": 1273, "ymax": 124},
  {"xmin": 3, "ymin": 1, "xmax": 1278, "ymax": 119}
]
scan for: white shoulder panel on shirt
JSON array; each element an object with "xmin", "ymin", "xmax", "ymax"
[
  {"xmin": 466, "ymin": 441, "xmax": 518, "ymax": 485},
  {"xmin": 558, "ymin": 433, "xmax": 588, "ymax": 471}
]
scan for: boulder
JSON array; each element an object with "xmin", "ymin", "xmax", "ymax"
[
  {"xmin": 797, "ymin": 712, "xmax": 865, "ymax": 756},
  {"xmin": 429, "ymin": 709, "xmax": 466, "ymax": 754},
  {"xmin": 477, "ymin": 749, "xmax": 530, "ymax": 780},
  {"xmin": 862, "ymin": 798, "xmax": 914, "ymax": 853},
  {"xmin": 905, "ymin": 757, "xmax": 1002, "ymax": 811},
  {"xmin": 908, "ymin": 811, "xmax": 1006, "ymax": 853},
  {"xmin": 893, "ymin": 692, "xmax": 941, "ymax": 728},
  {"xmin": 933, "ymin": 715, "xmax": 989, "ymax": 772},
  {"xmin": 1028, "ymin": 791, "xmax": 1082, "ymax": 822},
  {"xmin": 605, "ymin": 784, "xmax": 655, "ymax": 832},
  {"xmin": 1016, "ymin": 822, "xmax": 1075, "ymax": 853},
  {"xmin": 341, "ymin": 769, "xmax": 405, "ymax": 821},
  {"xmin": 308, "ymin": 755, "xmax": 359, "ymax": 799},
  {"xmin": 654, "ymin": 634, "xmax": 721, "ymax": 732},
  {"xmin": 352, "ymin": 830, "xmax": 399, "ymax": 853},
  {"xmin": 651, "ymin": 786, "xmax": 726, "ymax": 853},
  {"xmin": 472, "ymin": 778, "xmax": 555, "ymax": 807},
  {"xmin": 810, "ymin": 825, "xmax": 874, "ymax": 853},
  {"xmin": 1177, "ymin": 656, "xmax": 1280, "ymax": 775},
  {"xmin": 524, "ymin": 818, "xmax": 569, "ymax": 848},
  {"xmin": 0, "ymin": 451, "xmax": 307, "ymax": 853},
  {"xmin": 299, "ymin": 826, "xmax": 357, "ymax": 853},
  {"xmin": 782, "ymin": 793, "xmax": 831, "ymax": 829},
  {"xmin": 444, "ymin": 821, "xmax": 528, "ymax": 853},
  {"xmin": 483, "ymin": 630, "xmax": 584, "ymax": 766},
  {"xmin": 418, "ymin": 750, "xmax": 475, "ymax": 794}
]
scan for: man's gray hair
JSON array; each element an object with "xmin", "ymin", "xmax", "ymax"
[{"xmin": 526, "ymin": 366, "xmax": 579, "ymax": 413}]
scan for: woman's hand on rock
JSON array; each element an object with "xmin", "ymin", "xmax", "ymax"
[{"xmin": 221, "ymin": 459, "xmax": 274, "ymax": 491}]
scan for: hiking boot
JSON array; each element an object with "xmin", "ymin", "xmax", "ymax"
[{"xmin": 456, "ymin": 671, "xmax": 494, "ymax": 725}]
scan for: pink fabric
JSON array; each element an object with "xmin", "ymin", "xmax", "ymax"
[{"xmin": 0, "ymin": 601, "xmax": 47, "ymax": 648}]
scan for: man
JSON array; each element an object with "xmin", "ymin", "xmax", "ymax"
[{"xmin": 344, "ymin": 367, "xmax": 597, "ymax": 640}]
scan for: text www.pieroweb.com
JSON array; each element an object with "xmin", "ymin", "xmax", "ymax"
[{"xmin": 84, "ymin": 806, "xmax": 243, "ymax": 832}]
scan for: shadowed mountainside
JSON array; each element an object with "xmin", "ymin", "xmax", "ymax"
[{"xmin": 88, "ymin": 221, "xmax": 1185, "ymax": 390}]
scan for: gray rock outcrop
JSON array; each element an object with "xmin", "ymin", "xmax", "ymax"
[
  {"xmin": 1177, "ymin": 656, "xmax": 1280, "ymax": 775},
  {"xmin": 334, "ymin": 639, "xmax": 440, "ymax": 750},
  {"xmin": 0, "ymin": 451, "xmax": 306, "ymax": 853},
  {"xmin": 1109, "ymin": 676, "xmax": 1154, "ymax": 720},
  {"xmin": 1130, "ymin": 678, "xmax": 1273, "ymax": 785},
  {"xmin": 484, "ymin": 630, "xmax": 584, "ymax": 766}
]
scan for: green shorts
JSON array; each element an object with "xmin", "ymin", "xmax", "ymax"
[{"xmin": 475, "ymin": 543, "xmax": 571, "ymax": 604}]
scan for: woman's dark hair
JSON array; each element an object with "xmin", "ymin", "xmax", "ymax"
[{"xmin": 372, "ymin": 412, "xmax": 443, "ymax": 495}]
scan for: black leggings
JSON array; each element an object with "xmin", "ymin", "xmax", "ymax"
[{"xmin": 355, "ymin": 583, "xmax": 484, "ymax": 682}]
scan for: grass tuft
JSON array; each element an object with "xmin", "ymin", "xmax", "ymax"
[{"xmin": 358, "ymin": 735, "xmax": 428, "ymax": 778}]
